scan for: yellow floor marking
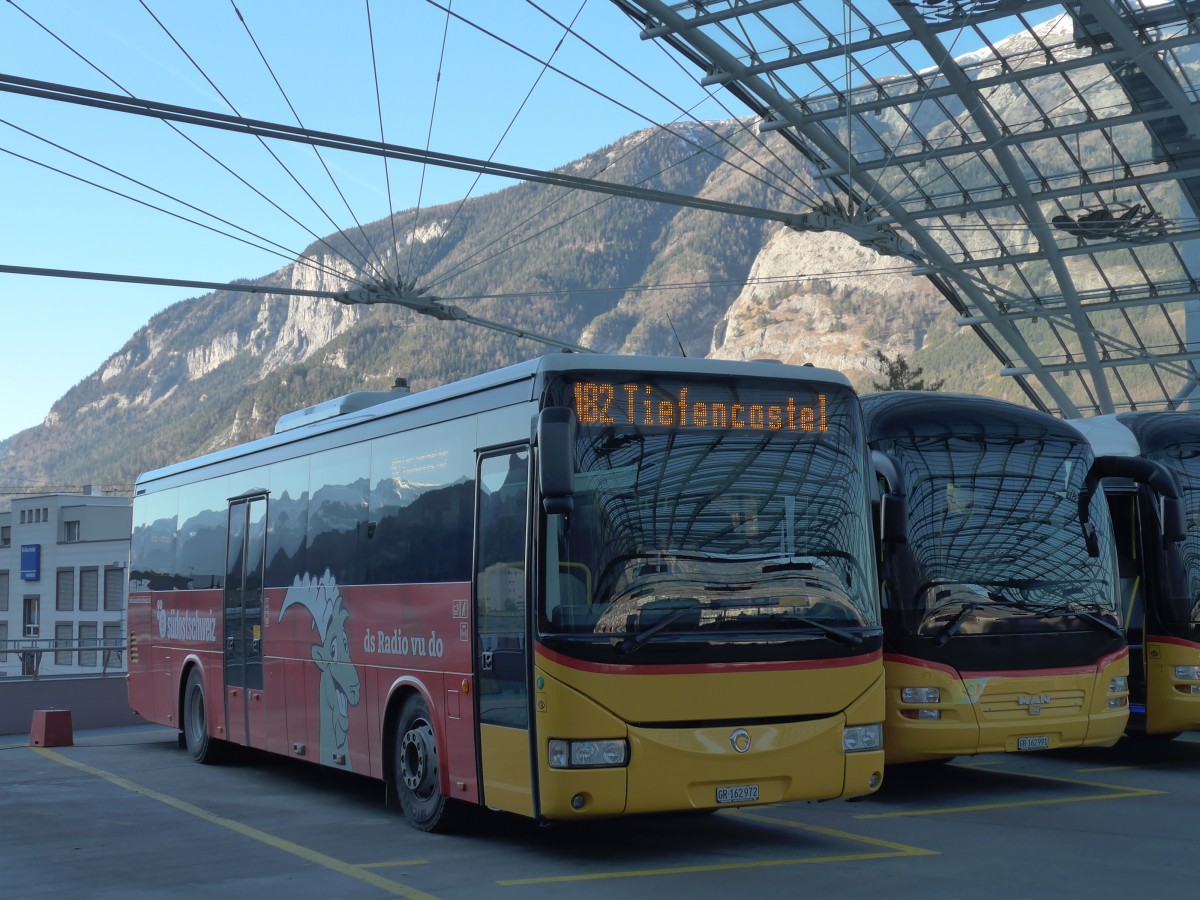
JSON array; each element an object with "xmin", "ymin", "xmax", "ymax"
[
  {"xmin": 497, "ymin": 810, "xmax": 937, "ymax": 886},
  {"xmin": 856, "ymin": 765, "xmax": 1164, "ymax": 819},
  {"xmin": 35, "ymin": 748, "xmax": 439, "ymax": 900}
]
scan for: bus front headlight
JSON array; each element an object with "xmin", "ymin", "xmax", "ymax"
[
  {"xmin": 843, "ymin": 724, "xmax": 883, "ymax": 753},
  {"xmin": 548, "ymin": 739, "xmax": 629, "ymax": 768},
  {"xmin": 900, "ymin": 687, "xmax": 941, "ymax": 703}
]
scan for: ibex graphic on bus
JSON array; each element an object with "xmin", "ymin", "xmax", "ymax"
[{"xmin": 280, "ymin": 570, "xmax": 362, "ymax": 770}]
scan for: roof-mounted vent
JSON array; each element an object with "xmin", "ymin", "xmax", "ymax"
[{"xmin": 274, "ymin": 377, "xmax": 413, "ymax": 434}]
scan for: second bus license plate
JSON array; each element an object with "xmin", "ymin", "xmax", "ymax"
[
  {"xmin": 1017, "ymin": 736, "xmax": 1050, "ymax": 751},
  {"xmin": 716, "ymin": 784, "xmax": 759, "ymax": 804}
]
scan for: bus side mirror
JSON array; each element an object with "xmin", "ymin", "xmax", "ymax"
[
  {"xmin": 880, "ymin": 493, "xmax": 907, "ymax": 545},
  {"xmin": 1162, "ymin": 496, "xmax": 1187, "ymax": 544},
  {"xmin": 537, "ymin": 407, "xmax": 576, "ymax": 515}
]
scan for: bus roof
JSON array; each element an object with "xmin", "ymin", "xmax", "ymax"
[
  {"xmin": 135, "ymin": 353, "xmax": 851, "ymax": 490},
  {"xmin": 1071, "ymin": 411, "xmax": 1200, "ymax": 457},
  {"xmin": 862, "ymin": 391, "xmax": 1085, "ymax": 442}
]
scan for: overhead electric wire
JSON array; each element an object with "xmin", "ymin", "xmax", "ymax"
[
  {"xmin": 4, "ymin": 0, "xmax": 369, "ymax": 289},
  {"xmin": 400, "ymin": 0, "xmax": 453, "ymax": 285},
  {"xmin": 425, "ymin": 0, "xmax": 817, "ymax": 209},
  {"xmin": 0, "ymin": 116, "xmax": 318, "ymax": 269},
  {"xmin": 423, "ymin": 120, "xmax": 762, "ymax": 292},
  {"xmin": 232, "ymin": 0, "xmax": 389, "ymax": 280},
  {"xmin": 0, "ymin": 144, "xmax": 324, "ymax": 270},
  {"xmin": 413, "ymin": 0, "xmax": 590, "ymax": 285},
  {"xmin": 138, "ymin": 0, "xmax": 387, "ymax": 281},
  {"xmin": 364, "ymin": 0, "xmax": 402, "ymax": 283},
  {"xmin": 523, "ymin": 0, "xmax": 821, "ymax": 208},
  {"xmin": 0, "ymin": 73, "xmax": 807, "ymax": 226}
]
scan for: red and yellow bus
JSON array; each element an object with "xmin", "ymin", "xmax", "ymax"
[
  {"xmin": 1071, "ymin": 412, "xmax": 1199, "ymax": 737},
  {"xmin": 127, "ymin": 354, "xmax": 885, "ymax": 830},
  {"xmin": 864, "ymin": 393, "xmax": 1129, "ymax": 765}
]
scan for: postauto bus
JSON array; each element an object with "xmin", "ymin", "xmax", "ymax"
[
  {"xmin": 1070, "ymin": 412, "xmax": 1198, "ymax": 737},
  {"xmin": 863, "ymin": 392, "xmax": 1129, "ymax": 764},
  {"xmin": 126, "ymin": 354, "xmax": 885, "ymax": 831}
]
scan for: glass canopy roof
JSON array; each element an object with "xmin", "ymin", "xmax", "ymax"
[{"xmin": 613, "ymin": 0, "xmax": 1200, "ymax": 417}]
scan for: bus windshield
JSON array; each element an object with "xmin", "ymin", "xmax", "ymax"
[
  {"xmin": 886, "ymin": 428, "xmax": 1119, "ymax": 631},
  {"xmin": 539, "ymin": 377, "xmax": 877, "ymax": 657}
]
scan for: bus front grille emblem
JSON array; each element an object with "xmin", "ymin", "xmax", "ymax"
[
  {"xmin": 1018, "ymin": 694, "xmax": 1051, "ymax": 715},
  {"xmin": 729, "ymin": 729, "xmax": 752, "ymax": 753}
]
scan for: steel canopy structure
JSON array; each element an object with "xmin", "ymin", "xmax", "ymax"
[{"xmin": 614, "ymin": 0, "xmax": 1200, "ymax": 417}]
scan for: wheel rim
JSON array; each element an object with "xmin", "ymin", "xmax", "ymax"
[{"xmin": 400, "ymin": 718, "xmax": 437, "ymax": 799}]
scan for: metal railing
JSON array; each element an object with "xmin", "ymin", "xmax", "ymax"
[{"xmin": 0, "ymin": 638, "xmax": 126, "ymax": 678}]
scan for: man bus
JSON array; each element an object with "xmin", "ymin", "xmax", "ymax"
[
  {"xmin": 127, "ymin": 354, "xmax": 885, "ymax": 831},
  {"xmin": 1070, "ymin": 412, "xmax": 1197, "ymax": 738},
  {"xmin": 863, "ymin": 392, "xmax": 1129, "ymax": 765}
]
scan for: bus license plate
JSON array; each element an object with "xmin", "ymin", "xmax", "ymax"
[
  {"xmin": 716, "ymin": 784, "xmax": 759, "ymax": 804},
  {"xmin": 1017, "ymin": 736, "xmax": 1049, "ymax": 751}
]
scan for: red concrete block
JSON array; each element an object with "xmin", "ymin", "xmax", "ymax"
[{"xmin": 30, "ymin": 709, "xmax": 73, "ymax": 747}]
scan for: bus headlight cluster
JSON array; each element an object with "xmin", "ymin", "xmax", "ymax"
[
  {"xmin": 548, "ymin": 739, "xmax": 629, "ymax": 769},
  {"xmin": 1108, "ymin": 676, "xmax": 1129, "ymax": 709},
  {"xmin": 843, "ymin": 724, "xmax": 883, "ymax": 753},
  {"xmin": 900, "ymin": 687, "xmax": 941, "ymax": 704},
  {"xmin": 1175, "ymin": 666, "xmax": 1200, "ymax": 681}
]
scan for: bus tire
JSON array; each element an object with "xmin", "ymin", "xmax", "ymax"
[
  {"xmin": 395, "ymin": 693, "xmax": 460, "ymax": 832},
  {"xmin": 183, "ymin": 668, "xmax": 221, "ymax": 764}
]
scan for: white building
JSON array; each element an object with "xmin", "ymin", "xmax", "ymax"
[{"xmin": 0, "ymin": 491, "xmax": 132, "ymax": 677}]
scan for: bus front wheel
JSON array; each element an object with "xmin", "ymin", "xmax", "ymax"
[
  {"xmin": 183, "ymin": 668, "xmax": 221, "ymax": 764},
  {"xmin": 394, "ymin": 693, "xmax": 460, "ymax": 832}
]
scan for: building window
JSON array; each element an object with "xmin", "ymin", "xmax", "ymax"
[
  {"xmin": 63, "ymin": 520, "xmax": 80, "ymax": 543},
  {"xmin": 79, "ymin": 622, "xmax": 98, "ymax": 667},
  {"xmin": 80, "ymin": 567, "xmax": 99, "ymax": 612},
  {"xmin": 20, "ymin": 510, "xmax": 26, "ymax": 524},
  {"xmin": 103, "ymin": 622, "xmax": 122, "ymax": 669},
  {"xmin": 56, "ymin": 568, "xmax": 75, "ymax": 612},
  {"xmin": 55, "ymin": 622, "xmax": 73, "ymax": 666},
  {"xmin": 104, "ymin": 567, "xmax": 124, "ymax": 612},
  {"xmin": 23, "ymin": 595, "xmax": 40, "ymax": 638},
  {"xmin": 0, "ymin": 621, "xmax": 7, "ymax": 662},
  {"xmin": 0, "ymin": 570, "xmax": 8, "ymax": 612},
  {"xmin": 1, "ymin": 525, "xmax": 9, "ymax": 547}
]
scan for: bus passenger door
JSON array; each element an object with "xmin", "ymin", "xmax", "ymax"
[
  {"xmin": 1109, "ymin": 491, "xmax": 1147, "ymax": 710},
  {"xmin": 225, "ymin": 495, "xmax": 267, "ymax": 747},
  {"xmin": 474, "ymin": 449, "xmax": 534, "ymax": 817}
]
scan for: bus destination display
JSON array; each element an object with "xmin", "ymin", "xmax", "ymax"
[{"xmin": 572, "ymin": 380, "xmax": 828, "ymax": 432}]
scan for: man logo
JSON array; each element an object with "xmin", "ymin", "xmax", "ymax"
[{"xmin": 729, "ymin": 728, "xmax": 752, "ymax": 753}]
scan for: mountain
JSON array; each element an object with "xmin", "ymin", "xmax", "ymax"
[
  {"xmin": 0, "ymin": 13, "xmax": 1158, "ymax": 490},
  {"xmin": 0, "ymin": 120, "xmax": 935, "ymax": 490}
]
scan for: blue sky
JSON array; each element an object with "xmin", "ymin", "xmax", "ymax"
[{"xmin": 0, "ymin": 0, "xmax": 754, "ymax": 443}]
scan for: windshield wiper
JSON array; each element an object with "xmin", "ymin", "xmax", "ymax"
[
  {"xmin": 616, "ymin": 606, "xmax": 696, "ymax": 654},
  {"xmin": 933, "ymin": 594, "xmax": 1028, "ymax": 646},
  {"xmin": 1060, "ymin": 604, "xmax": 1125, "ymax": 640},
  {"xmin": 934, "ymin": 602, "xmax": 980, "ymax": 647},
  {"xmin": 769, "ymin": 614, "xmax": 863, "ymax": 647}
]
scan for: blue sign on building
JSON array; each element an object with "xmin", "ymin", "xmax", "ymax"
[{"xmin": 20, "ymin": 543, "xmax": 40, "ymax": 581}]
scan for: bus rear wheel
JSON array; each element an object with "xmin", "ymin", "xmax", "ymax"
[
  {"xmin": 183, "ymin": 668, "xmax": 222, "ymax": 764},
  {"xmin": 394, "ymin": 693, "xmax": 461, "ymax": 832}
]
